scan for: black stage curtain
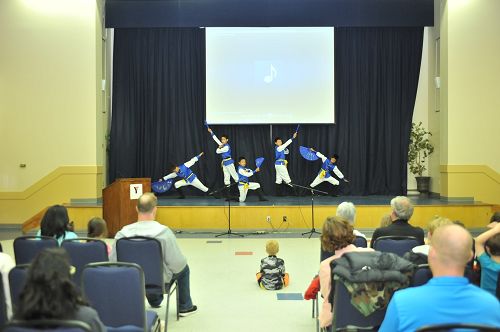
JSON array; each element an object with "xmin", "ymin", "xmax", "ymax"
[{"xmin": 109, "ymin": 27, "xmax": 423, "ymax": 196}]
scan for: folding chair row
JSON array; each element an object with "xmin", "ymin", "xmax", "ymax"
[{"xmin": 7, "ymin": 262, "xmax": 159, "ymax": 332}]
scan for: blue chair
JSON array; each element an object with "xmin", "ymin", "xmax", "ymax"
[
  {"xmin": 8, "ymin": 264, "xmax": 29, "ymax": 312},
  {"xmin": 412, "ymin": 264, "xmax": 433, "ymax": 287},
  {"xmin": 332, "ymin": 280, "xmax": 386, "ymax": 331},
  {"xmin": 116, "ymin": 236, "xmax": 179, "ymax": 332},
  {"xmin": 81, "ymin": 262, "xmax": 159, "ymax": 332},
  {"xmin": 353, "ymin": 236, "xmax": 368, "ymax": 248},
  {"xmin": 416, "ymin": 323, "xmax": 500, "ymax": 332},
  {"xmin": 13, "ymin": 236, "xmax": 58, "ymax": 265},
  {"xmin": 61, "ymin": 238, "xmax": 108, "ymax": 288},
  {"xmin": 3, "ymin": 319, "xmax": 91, "ymax": 331},
  {"xmin": 0, "ymin": 274, "xmax": 7, "ymax": 327},
  {"xmin": 372, "ymin": 236, "xmax": 420, "ymax": 257}
]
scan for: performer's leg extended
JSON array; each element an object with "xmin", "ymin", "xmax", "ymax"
[
  {"xmin": 275, "ymin": 165, "xmax": 284, "ymax": 196},
  {"xmin": 325, "ymin": 177, "xmax": 340, "ymax": 186},
  {"xmin": 174, "ymin": 180, "xmax": 188, "ymax": 199},
  {"xmin": 249, "ymin": 182, "xmax": 267, "ymax": 201},
  {"xmin": 222, "ymin": 165, "xmax": 231, "ymax": 186},
  {"xmin": 239, "ymin": 185, "xmax": 248, "ymax": 202},
  {"xmin": 227, "ymin": 164, "xmax": 239, "ymax": 183},
  {"xmin": 190, "ymin": 178, "xmax": 209, "ymax": 193},
  {"xmin": 309, "ymin": 175, "xmax": 324, "ymax": 188}
]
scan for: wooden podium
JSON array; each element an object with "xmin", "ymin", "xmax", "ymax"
[{"xmin": 103, "ymin": 178, "xmax": 151, "ymax": 237}]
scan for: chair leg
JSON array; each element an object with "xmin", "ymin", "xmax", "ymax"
[
  {"xmin": 175, "ymin": 280, "xmax": 179, "ymax": 321},
  {"xmin": 312, "ymin": 298, "xmax": 315, "ymax": 318}
]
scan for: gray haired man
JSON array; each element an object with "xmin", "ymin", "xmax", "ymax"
[{"xmin": 370, "ymin": 196, "xmax": 424, "ymax": 247}]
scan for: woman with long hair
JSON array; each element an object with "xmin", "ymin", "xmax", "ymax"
[
  {"xmin": 37, "ymin": 205, "xmax": 77, "ymax": 245},
  {"xmin": 318, "ymin": 216, "xmax": 373, "ymax": 329},
  {"xmin": 14, "ymin": 248, "xmax": 105, "ymax": 331}
]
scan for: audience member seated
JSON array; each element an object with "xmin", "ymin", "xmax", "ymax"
[
  {"xmin": 318, "ymin": 216, "xmax": 373, "ymax": 329},
  {"xmin": 379, "ymin": 225, "xmax": 500, "ymax": 331},
  {"xmin": 336, "ymin": 202, "xmax": 366, "ymax": 238},
  {"xmin": 36, "ymin": 205, "xmax": 78, "ymax": 245},
  {"xmin": 87, "ymin": 217, "xmax": 112, "ymax": 255},
  {"xmin": 110, "ymin": 193, "xmax": 197, "ymax": 316},
  {"xmin": 379, "ymin": 214, "xmax": 392, "ymax": 228},
  {"xmin": 371, "ymin": 196, "xmax": 424, "ymax": 247},
  {"xmin": 412, "ymin": 217, "xmax": 453, "ymax": 256},
  {"xmin": 0, "ymin": 252, "xmax": 15, "ymax": 319},
  {"xmin": 488, "ymin": 211, "xmax": 500, "ymax": 228},
  {"xmin": 14, "ymin": 248, "xmax": 106, "ymax": 331},
  {"xmin": 475, "ymin": 222, "xmax": 500, "ymax": 296}
]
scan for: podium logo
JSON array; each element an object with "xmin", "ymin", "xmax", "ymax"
[{"xmin": 130, "ymin": 184, "xmax": 143, "ymax": 200}]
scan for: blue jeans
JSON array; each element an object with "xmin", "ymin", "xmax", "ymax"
[{"xmin": 146, "ymin": 265, "xmax": 193, "ymax": 311}]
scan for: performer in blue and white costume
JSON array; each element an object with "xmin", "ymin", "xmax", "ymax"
[
  {"xmin": 237, "ymin": 157, "xmax": 267, "ymax": 202},
  {"xmin": 274, "ymin": 132, "xmax": 298, "ymax": 196},
  {"xmin": 161, "ymin": 152, "xmax": 209, "ymax": 199},
  {"xmin": 207, "ymin": 128, "xmax": 238, "ymax": 186},
  {"xmin": 309, "ymin": 149, "xmax": 348, "ymax": 188}
]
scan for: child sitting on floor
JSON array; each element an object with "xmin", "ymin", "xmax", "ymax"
[{"xmin": 256, "ymin": 240, "xmax": 289, "ymax": 290}]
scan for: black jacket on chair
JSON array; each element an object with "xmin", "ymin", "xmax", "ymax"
[{"xmin": 371, "ymin": 219, "xmax": 425, "ymax": 247}]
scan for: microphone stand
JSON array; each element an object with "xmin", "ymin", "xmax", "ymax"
[
  {"xmin": 212, "ymin": 182, "xmax": 244, "ymax": 238},
  {"xmin": 289, "ymin": 183, "xmax": 328, "ymax": 239}
]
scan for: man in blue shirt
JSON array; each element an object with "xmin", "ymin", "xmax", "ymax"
[{"xmin": 380, "ymin": 224, "xmax": 500, "ymax": 332}]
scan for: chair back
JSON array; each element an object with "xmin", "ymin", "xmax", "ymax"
[
  {"xmin": 116, "ymin": 237, "xmax": 165, "ymax": 293},
  {"xmin": 353, "ymin": 236, "xmax": 368, "ymax": 248},
  {"xmin": 2, "ymin": 319, "xmax": 91, "ymax": 332},
  {"xmin": 373, "ymin": 236, "xmax": 420, "ymax": 257},
  {"xmin": 13, "ymin": 236, "xmax": 58, "ymax": 265},
  {"xmin": 0, "ymin": 275, "xmax": 7, "ymax": 327},
  {"xmin": 81, "ymin": 262, "xmax": 147, "ymax": 331},
  {"xmin": 61, "ymin": 238, "xmax": 108, "ymax": 287},
  {"xmin": 332, "ymin": 280, "xmax": 386, "ymax": 330},
  {"xmin": 8, "ymin": 265, "xmax": 29, "ymax": 312},
  {"xmin": 321, "ymin": 236, "xmax": 368, "ymax": 262},
  {"xmin": 412, "ymin": 264, "xmax": 433, "ymax": 287},
  {"xmin": 416, "ymin": 323, "xmax": 500, "ymax": 332}
]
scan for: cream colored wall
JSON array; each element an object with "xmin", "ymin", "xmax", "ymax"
[
  {"xmin": 0, "ymin": 0, "xmax": 106, "ymax": 223},
  {"xmin": 0, "ymin": 0, "xmax": 100, "ymax": 191},
  {"xmin": 446, "ymin": 0, "xmax": 500, "ymax": 171},
  {"xmin": 438, "ymin": 0, "xmax": 500, "ymax": 204},
  {"xmin": 408, "ymin": 28, "xmax": 431, "ymax": 192}
]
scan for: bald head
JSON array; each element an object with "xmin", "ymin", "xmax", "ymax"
[
  {"xmin": 137, "ymin": 193, "xmax": 158, "ymax": 214},
  {"xmin": 429, "ymin": 224, "xmax": 473, "ymax": 275}
]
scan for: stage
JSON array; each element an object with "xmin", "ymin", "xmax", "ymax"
[{"xmin": 64, "ymin": 195, "xmax": 495, "ymax": 233}]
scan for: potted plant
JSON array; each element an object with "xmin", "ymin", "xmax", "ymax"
[{"xmin": 408, "ymin": 122, "xmax": 434, "ymax": 196}]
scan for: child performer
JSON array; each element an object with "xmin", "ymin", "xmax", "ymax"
[
  {"xmin": 309, "ymin": 148, "xmax": 348, "ymax": 189},
  {"xmin": 207, "ymin": 127, "xmax": 238, "ymax": 197},
  {"xmin": 161, "ymin": 152, "xmax": 210, "ymax": 199},
  {"xmin": 256, "ymin": 240, "xmax": 289, "ymax": 290},
  {"xmin": 237, "ymin": 157, "xmax": 267, "ymax": 202},
  {"xmin": 274, "ymin": 131, "xmax": 298, "ymax": 196}
]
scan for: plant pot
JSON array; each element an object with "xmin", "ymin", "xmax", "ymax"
[{"xmin": 415, "ymin": 176, "xmax": 431, "ymax": 196}]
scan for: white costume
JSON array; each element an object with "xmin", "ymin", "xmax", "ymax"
[
  {"xmin": 211, "ymin": 134, "xmax": 238, "ymax": 185},
  {"xmin": 310, "ymin": 151, "xmax": 345, "ymax": 188},
  {"xmin": 238, "ymin": 166, "xmax": 261, "ymax": 202},
  {"xmin": 275, "ymin": 138, "xmax": 293, "ymax": 185},
  {"xmin": 162, "ymin": 156, "xmax": 209, "ymax": 192}
]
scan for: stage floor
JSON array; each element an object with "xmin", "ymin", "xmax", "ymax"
[
  {"xmin": 64, "ymin": 195, "xmax": 493, "ymax": 233},
  {"xmin": 156, "ymin": 195, "xmax": 481, "ymax": 207}
]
